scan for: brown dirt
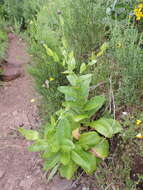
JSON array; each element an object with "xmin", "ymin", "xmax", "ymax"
[{"xmin": 0, "ymin": 34, "xmax": 73, "ymax": 190}]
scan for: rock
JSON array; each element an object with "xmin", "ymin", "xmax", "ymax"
[{"xmin": 0, "ymin": 65, "xmax": 23, "ymax": 82}]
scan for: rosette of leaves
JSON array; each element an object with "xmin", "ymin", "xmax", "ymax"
[{"xmin": 19, "ymin": 54, "xmax": 122, "ymax": 180}]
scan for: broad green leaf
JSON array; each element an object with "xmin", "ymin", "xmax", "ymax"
[
  {"xmin": 84, "ymin": 96, "xmax": 105, "ymax": 112},
  {"xmin": 58, "ymin": 86, "xmax": 75, "ymax": 96},
  {"xmin": 89, "ymin": 118, "xmax": 122, "ymax": 138},
  {"xmin": 18, "ymin": 128, "xmax": 39, "ymax": 140},
  {"xmin": 61, "ymin": 139, "xmax": 75, "ymax": 152},
  {"xmin": 73, "ymin": 114, "xmax": 89, "ymax": 122},
  {"xmin": 58, "ymin": 86, "xmax": 76, "ymax": 101},
  {"xmin": 72, "ymin": 149, "xmax": 96, "ymax": 174},
  {"xmin": 91, "ymin": 139, "xmax": 109, "ymax": 159},
  {"xmin": 78, "ymin": 132, "xmax": 101, "ymax": 149},
  {"xmin": 43, "ymin": 153, "xmax": 60, "ymax": 171},
  {"xmin": 68, "ymin": 51, "xmax": 76, "ymax": 71},
  {"xmin": 78, "ymin": 74, "xmax": 92, "ymax": 99},
  {"xmin": 80, "ymin": 63, "xmax": 87, "ymax": 74},
  {"xmin": 42, "ymin": 150, "xmax": 55, "ymax": 159},
  {"xmin": 61, "ymin": 152, "xmax": 71, "ymax": 165},
  {"xmin": 57, "ymin": 117, "xmax": 72, "ymax": 140},
  {"xmin": 28, "ymin": 140, "xmax": 49, "ymax": 152},
  {"xmin": 51, "ymin": 139, "xmax": 60, "ymax": 153},
  {"xmin": 44, "ymin": 125, "xmax": 55, "ymax": 140},
  {"xmin": 67, "ymin": 74, "xmax": 77, "ymax": 86},
  {"xmin": 60, "ymin": 161, "xmax": 77, "ymax": 180}
]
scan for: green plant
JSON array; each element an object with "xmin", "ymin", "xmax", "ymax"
[
  {"xmin": 60, "ymin": 0, "xmax": 107, "ymax": 61},
  {"xmin": 0, "ymin": 18, "xmax": 8, "ymax": 62},
  {"xmin": 27, "ymin": 15, "xmax": 66, "ymax": 117},
  {"xmin": 109, "ymin": 22, "xmax": 143, "ymax": 104},
  {"xmin": 19, "ymin": 53, "xmax": 122, "ymax": 180},
  {"xmin": 106, "ymin": 0, "xmax": 140, "ymax": 20}
]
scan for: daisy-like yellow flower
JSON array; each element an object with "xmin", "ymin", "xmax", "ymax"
[
  {"xmin": 136, "ymin": 133, "xmax": 143, "ymax": 139},
  {"xmin": 49, "ymin": 77, "xmax": 54, "ymax": 81},
  {"xmin": 134, "ymin": 4, "xmax": 143, "ymax": 20},
  {"xmin": 136, "ymin": 119, "xmax": 142, "ymax": 125}
]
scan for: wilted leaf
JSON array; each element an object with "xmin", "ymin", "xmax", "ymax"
[
  {"xmin": 72, "ymin": 128, "xmax": 80, "ymax": 140},
  {"xmin": 90, "ymin": 139, "xmax": 109, "ymax": 159}
]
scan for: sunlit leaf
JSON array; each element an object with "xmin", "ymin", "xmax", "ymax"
[
  {"xmin": 28, "ymin": 140, "xmax": 49, "ymax": 152},
  {"xmin": 72, "ymin": 149, "xmax": 96, "ymax": 174},
  {"xmin": 89, "ymin": 118, "xmax": 122, "ymax": 138},
  {"xmin": 80, "ymin": 63, "xmax": 87, "ymax": 74},
  {"xmin": 19, "ymin": 128, "xmax": 39, "ymax": 140}
]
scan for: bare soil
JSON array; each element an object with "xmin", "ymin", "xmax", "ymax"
[{"xmin": 0, "ymin": 34, "xmax": 72, "ymax": 190}]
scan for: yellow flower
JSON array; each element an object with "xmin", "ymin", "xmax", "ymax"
[
  {"xmin": 134, "ymin": 5, "xmax": 143, "ymax": 20},
  {"xmin": 136, "ymin": 119, "xmax": 142, "ymax": 125},
  {"xmin": 136, "ymin": 133, "xmax": 143, "ymax": 139},
  {"xmin": 138, "ymin": 4, "xmax": 143, "ymax": 9},
  {"xmin": 30, "ymin": 99, "xmax": 35, "ymax": 103},
  {"xmin": 49, "ymin": 77, "xmax": 54, "ymax": 81}
]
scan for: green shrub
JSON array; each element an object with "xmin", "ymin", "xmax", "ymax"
[{"xmin": 109, "ymin": 22, "xmax": 143, "ymax": 104}]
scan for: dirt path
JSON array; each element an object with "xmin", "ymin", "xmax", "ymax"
[{"xmin": 0, "ymin": 34, "xmax": 72, "ymax": 190}]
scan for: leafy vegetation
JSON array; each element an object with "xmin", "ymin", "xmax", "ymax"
[
  {"xmin": 0, "ymin": 0, "xmax": 143, "ymax": 188},
  {"xmin": 0, "ymin": 16, "xmax": 8, "ymax": 63},
  {"xmin": 19, "ymin": 54, "xmax": 122, "ymax": 179}
]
